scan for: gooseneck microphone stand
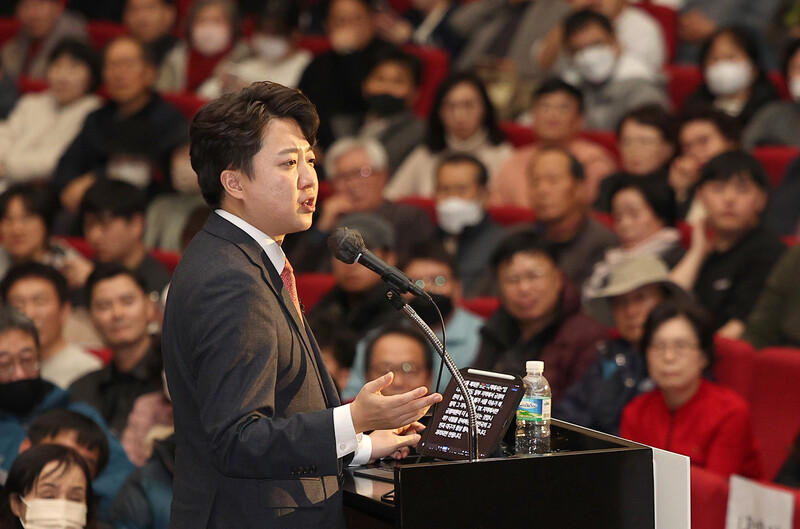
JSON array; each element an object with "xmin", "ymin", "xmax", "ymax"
[{"xmin": 384, "ymin": 288, "xmax": 480, "ymax": 462}]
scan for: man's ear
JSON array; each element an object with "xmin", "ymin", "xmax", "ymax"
[
  {"xmin": 220, "ymin": 170, "xmax": 245, "ymax": 201},
  {"xmin": 18, "ymin": 437, "xmax": 32, "ymax": 455}
]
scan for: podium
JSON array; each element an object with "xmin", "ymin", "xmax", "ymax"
[{"xmin": 344, "ymin": 420, "xmax": 656, "ymax": 529}]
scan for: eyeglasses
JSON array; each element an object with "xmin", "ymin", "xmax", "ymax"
[
  {"xmin": 369, "ymin": 362, "xmax": 426, "ymax": 378},
  {"xmin": 500, "ymin": 266, "xmax": 553, "ymax": 287},
  {"xmin": 0, "ymin": 353, "xmax": 40, "ymax": 380},
  {"xmin": 648, "ymin": 340, "xmax": 700, "ymax": 357},
  {"xmin": 413, "ymin": 275, "xmax": 449, "ymax": 290},
  {"xmin": 333, "ymin": 166, "xmax": 373, "ymax": 184}
]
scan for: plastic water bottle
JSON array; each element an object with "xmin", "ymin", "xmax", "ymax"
[{"xmin": 515, "ymin": 360, "xmax": 551, "ymax": 455}]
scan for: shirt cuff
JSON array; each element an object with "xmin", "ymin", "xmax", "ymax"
[
  {"xmin": 351, "ymin": 433, "xmax": 373, "ymax": 466},
  {"xmin": 333, "ymin": 403, "xmax": 359, "ymax": 458}
]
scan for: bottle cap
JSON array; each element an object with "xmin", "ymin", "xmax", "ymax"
[{"xmin": 526, "ymin": 360, "xmax": 544, "ymax": 374}]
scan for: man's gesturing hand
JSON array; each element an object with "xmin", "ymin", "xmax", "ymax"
[{"xmin": 350, "ymin": 372, "xmax": 442, "ymax": 434}]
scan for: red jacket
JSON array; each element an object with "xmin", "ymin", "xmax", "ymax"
[{"xmin": 620, "ymin": 379, "xmax": 762, "ymax": 479}]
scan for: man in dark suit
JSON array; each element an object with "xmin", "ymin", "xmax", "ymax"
[{"xmin": 161, "ymin": 82, "xmax": 441, "ymax": 529}]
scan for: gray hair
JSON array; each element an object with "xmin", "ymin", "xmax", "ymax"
[
  {"xmin": 0, "ymin": 307, "xmax": 40, "ymax": 352},
  {"xmin": 324, "ymin": 137, "xmax": 389, "ymax": 178}
]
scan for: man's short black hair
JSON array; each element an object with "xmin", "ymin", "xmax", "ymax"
[
  {"xmin": 366, "ymin": 48, "xmax": 423, "ymax": 87},
  {"xmin": 491, "ymin": 231, "xmax": 557, "ymax": 273},
  {"xmin": 679, "ymin": 106, "xmax": 741, "ymax": 145},
  {"xmin": 0, "ymin": 307, "xmax": 39, "ymax": 351},
  {"xmin": 564, "ymin": 9, "xmax": 614, "ymax": 43},
  {"xmin": 28, "ymin": 409, "xmax": 110, "ymax": 476},
  {"xmin": 259, "ymin": 0, "xmax": 301, "ymax": 35},
  {"xmin": 533, "ymin": 77, "xmax": 584, "ymax": 114},
  {"xmin": 530, "ymin": 145, "xmax": 585, "ymax": 181},
  {"xmin": 698, "ymin": 150, "xmax": 770, "ymax": 190},
  {"xmin": 86, "ymin": 263, "xmax": 149, "ymax": 304},
  {"xmin": 0, "ymin": 263, "xmax": 70, "ymax": 306},
  {"xmin": 616, "ymin": 103, "xmax": 678, "ymax": 146},
  {"xmin": 435, "ymin": 152, "xmax": 489, "ymax": 188},
  {"xmin": 0, "ymin": 183, "xmax": 58, "ymax": 233},
  {"xmin": 399, "ymin": 241, "xmax": 457, "ymax": 277},
  {"xmin": 80, "ymin": 179, "xmax": 147, "ymax": 223},
  {"xmin": 190, "ymin": 81, "xmax": 319, "ymax": 208},
  {"xmin": 363, "ymin": 323, "xmax": 434, "ymax": 375},
  {"xmin": 104, "ymin": 34, "xmax": 158, "ymax": 67}
]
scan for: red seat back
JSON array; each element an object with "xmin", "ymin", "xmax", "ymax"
[
  {"xmin": 0, "ymin": 17, "xmax": 20, "ymax": 46},
  {"xmin": 150, "ymin": 249, "xmax": 180, "ymax": 274},
  {"xmin": 499, "ymin": 121, "xmax": 535, "ymax": 148},
  {"xmin": 712, "ymin": 336, "xmax": 755, "ymax": 401},
  {"xmin": 690, "ymin": 467, "xmax": 729, "ymax": 529},
  {"xmin": 666, "ymin": 64, "xmax": 703, "ymax": 112},
  {"xmin": 161, "ymin": 91, "xmax": 209, "ymax": 121},
  {"xmin": 16, "ymin": 76, "xmax": 48, "ymax": 93},
  {"xmin": 749, "ymin": 347, "xmax": 800, "ymax": 479},
  {"xmin": 487, "ymin": 205, "xmax": 535, "ymax": 226},
  {"xmin": 87, "ymin": 21, "xmax": 128, "ymax": 51},
  {"xmin": 460, "ymin": 297, "xmax": 500, "ymax": 319},
  {"xmin": 397, "ymin": 196, "xmax": 436, "ymax": 224},
  {"xmin": 57, "ymin": 236, "xmax": 94, "ymax": 259},
  {"xmin": 296, "ymin": 273, "xmax": 337, "ymax": 313},
  {"xmin": 752, "ymin": 145, "xmax": 800, "ymax": 189}
]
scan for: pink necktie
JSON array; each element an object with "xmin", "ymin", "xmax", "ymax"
[{"xmin": 280, "ymin": 258, "xmax": 303, "ymax": 319}]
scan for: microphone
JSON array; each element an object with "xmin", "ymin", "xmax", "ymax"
[{"xmin": 327, "ymin": 227, "xmax": 427, "ymax": 297}]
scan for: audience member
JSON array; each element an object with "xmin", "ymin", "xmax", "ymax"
[
  {"xmin": 0, "ymin": 184, "xmax": 81, "ymax": 280},
  {"xmin": 156, "ymin": 0, "xmax": 249, "ymax": 98},
  {"xmin": 743, "ymin": 38, "xmax": 800, "ymax": 148},
  {"xmin": 556, "ymin": 255, "xmax": 689, "ymax": 434},
  {"xmin": 364, "ymin": 324, "xmax": 434, "ymax": 397},
  {"xmin": 54, "ymin": 36, "xmax": 189, "ymax": 215},
  {"xmin": 221, "ymin": 0, "xmax": 312, "ymax": 90},
  {"xmin": 743, "ymin": 244, "xmax": 800, "ymax": 349},
  {"xmin": 434, "ymin": 153, "xmax": 505, "ymax": 298},
  {"xmin": 677, "ymin": 0, "xmax": 783, "ymax": 64},
  {"xmin": 108, "ymin": 434, "xmax": 175, "ymax": 529},
  {"xmin": 0, "ymin": 307, "xmax": 134, "ymax": 517},
  {"xmin": 671, "ymin": 151, "xmax": 785, "ymax": 337},
  {"xmin": 448, "ymin": 0, "xmax": 569, "ymax": 78},
  {"xmin": 527, "ymin": 146, "xmax": 618, "ymax": 287},
  {"xmin": 0, "ymin": 444, "xmax": 97, "ymax": 529},
  {"xmin": 119, "ymin": 385, "xmax": 172, "ymax": 467},
  {"xmin": 0, "ymin": 0, "xmax": 88, "ymax": 80},
  {"xmin": 668, "ymin": 107, "xmax": 739, "ymax": 218},
  {"xmin": 298, "ymin": 0, "xmax": 396, "ymax": 148},
  {"xmin": 63, "ymin": 180, "xmax": 171, "ymax": 300},
  {"xmin": 684, "ymin": 27, "xmax": 779, "ymax": 127},
  {"xmin": 584, "ymin": 177, "xmax": 684, "ymax": 297},
  {"xmin": 310, "ymin": 316, "xmax": 358, "ymax": 396},
  {"xmin": 70, "ymin": 265, "xmax": 162, "ymax": 435},
  {"xmin": 535, "ymin": 0, "xmax": 666, "ymax": 78},
  {"xmin": 595, "ymin": 104, "xmax": 677, "ymax": 212},
  {"xmin": 490, "ymin": 78, "xmax": 617, "ymax": 207},
  {"xmin": 0, "ymin": 39, "xmax": 101, "ymax": 183},
  {"xmin": 373, "ymin": 0, "xmax": 464, "ymax": 58},
  {"xmin": 561, "ymin": 10, "xmax": 668, "ymax": 131},
  {"xmin": 287, "ymin": 137, "xmax": 434, "ymax": 272},
  {"xmin": 309, "ymin": 213, "xmax": 404, "ymax": 337},
  {"xmin": 122, "ymin": 0, "xmax": 179, "ymax": 67},
  {"xmin": 357, "ymin": 49, "xmax": 425, "ymax": 173},
  {"xmin": 386, "ymin": 72, "xmax": 512, "ymax": 200},
  {"xmin": 342, "ymin": 241, "xmax": 485, "ymax": 400},
  {"xmin": 0, "ymin": 65, "xmax": 18, "ymax": 119},
  {"xmin": 620, "ymin": 301, "xmax": 762, "ymax": 479},
  {"xmin": 473, "ymin": 231, "xmax": 609, "ymax": 401},
  {"xmin": 0, "ymin": 263, "xmax": 101, "ymax": 389}
]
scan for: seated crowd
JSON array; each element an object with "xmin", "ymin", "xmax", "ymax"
[{"xmin": 2, "ymin": 0, "xmax": 800, "ymax": 526}]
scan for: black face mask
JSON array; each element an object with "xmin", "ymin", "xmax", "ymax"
[
  {"xmin": 365, "ymin": 94, "xmax": 407, "ymax": 117},
  {"xmin": 409, "ymin": 292, "xmax": 454, "ymax": 325},
  {"xmin": 0, "ymin": 378, "xmax": 48, "ymax": 417}
]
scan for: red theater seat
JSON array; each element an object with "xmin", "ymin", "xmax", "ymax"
[
  {"xmin": 87, "ymin": 21, "xmax": 127, "ymax": 51},
  {"xmin": 58, "ymin": 236, "xmax": 94, "ymax": 259},
  {"xmin": 16, "ymin": 76, "xmax": 47, "ymax": 93},
  {"xmin": 487, "ymin": 205, "xmax": 535, "ymax": 226},
  {"xmin": 690, "ymin": 467, "xmax": 729, "ymax": 529},
  {"xmin": 752, "ymin": 145, "xmax": 800, "ymax": 189},
  {"xmin": 666, "ymin": 64, "xmax": 703, "ymax": 112},
  {"xmin": 712, "ymin": 336, "xmax": 755, "ymax": 401},
  {"xmin": 460, "ymin": 297, "xmax": 500, "ymax": 319},
  {"xmin": 150, "ymin": 249, "xmax": 180, "ymax": 274},
  {"xmin": 296, "ymin": 273, "xmax": 337, "ymax": 312},
  {"xmin": 0, "ymin": 17, "xmax": 20, "ymax": 46},
  {"xmin": 499, "ymin": 121, "xmax": 535, "ymax": 148},
  {"xmin": 161, "ymin": 92, "xmax": 209, "ymax": 121},
  {"xmin": 397, "ymin": 196, "xmax": 436, "ymax": 224}
]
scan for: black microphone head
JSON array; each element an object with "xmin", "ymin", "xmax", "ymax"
[{"xmin": 327, "ymin": 227, "xmax": 365, "ymax": 264}]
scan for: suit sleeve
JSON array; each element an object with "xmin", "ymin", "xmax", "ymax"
[{"xmin": 183, "ymin": 263, "xmax": 339, "ymax": 479}]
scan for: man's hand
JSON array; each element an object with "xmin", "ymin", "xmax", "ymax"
[
  {"xmin": 315, "ymin": 193, "xmax": 356, "ymax": 233},
  {"xmin": 368, "ymin": 422, "xmax": 427, "ymax": 463},
  {"xmin": 60, "ymin": 173, "xmax": 96, "ymax": 214},
  {"xmin": 59, "ymin": 253, "xmax": 95, "ymax": 290},
  {"xmin": 350, "ymin": 372, "xmax": 442, "ymax": 434}
]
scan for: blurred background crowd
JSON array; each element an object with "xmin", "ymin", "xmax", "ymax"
[{"xmin": 1, "ymin": 0, "xmax": 800, "ymax": 527}]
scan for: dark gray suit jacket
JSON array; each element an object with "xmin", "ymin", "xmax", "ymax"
[{"xmin": 162, "ymin": 213, "xmax": 347, "ymax": 529}]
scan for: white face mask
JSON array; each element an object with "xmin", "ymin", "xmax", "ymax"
[
  {"xmin": 436, "ymin": 197, "xmax": 484, "ymax": 235},
  {"xmin": 789, "ymin": 76, "xmax": 800, "ymax": 102},
  {"xmin": 252, "ymin": 34, "xmax": 290, "ymax": 61},
  {"xmin": 192, "ymin": 23, "xmax": 232, "ymax": 56},
  {"xmin": 573, "ymin": 44, "xmax": 617, "ymax": 85},
  {"xmin": 705, "ymin": 60, "xmax": 753, "ymax": 96},
  {"xmin": 20, "ymin": 497, "xmax": 87, "ymax": 529}
]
